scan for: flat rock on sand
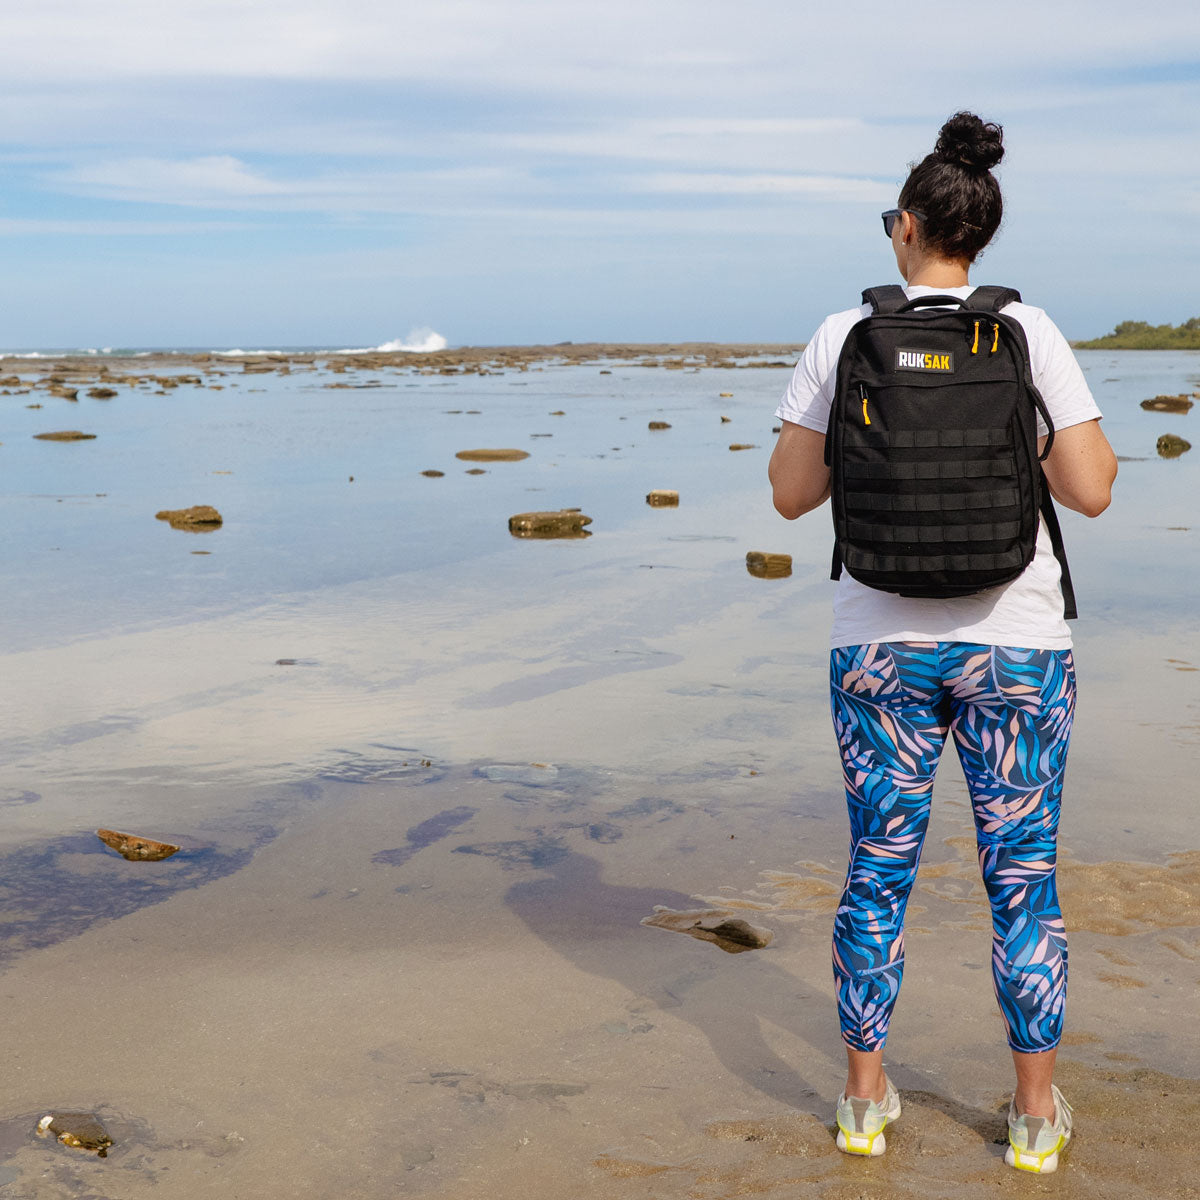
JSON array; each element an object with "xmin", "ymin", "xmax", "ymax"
[
  {"xmin": 96, "ymin": 828, "xmax": 181, "ymax": 862},
  {"xmin": 641, "ymin": 906, "xmax": 774, "ymax": 953},
  {"xmin": 455, "ymin": 449, "xmax": 530, "ymax": 462},
  {"xmin": 155, "ymin": 505, "xmax": 223, "ymax": 530},
  {"xmin": 33, "ymin": 430, "xmax": 96, "ymax": 441},
  {"xmin": 508, "ymin": 510, "xmax": 593, "ymax": 538}
]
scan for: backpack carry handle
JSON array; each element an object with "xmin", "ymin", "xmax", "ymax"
[{"xmin": 895, "ymin": 294, "xmax": 968, "ymax": 313}]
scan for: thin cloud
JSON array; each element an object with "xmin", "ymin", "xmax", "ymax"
[{"xmin": 632, "ymin": 172, "xmax": 893, "ymax": 201}]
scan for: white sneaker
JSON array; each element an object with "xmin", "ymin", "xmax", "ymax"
[
  {"xmin": 1005, "ymin": 1084, "xmax": 1073, "ymax": 1173},
  {"xmin": 835, "ymin": 1075, "xmax": 902, "ymax": 1156}
]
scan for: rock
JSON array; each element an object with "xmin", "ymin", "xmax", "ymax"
[
  {"xmin": 34, "ymin": 430, "xmax": 96, "ymax": 441},
  {"xmin": 728, "ymin": 443, "xmax": 757, "ymax": 451},
  {"xmin": 746, "ymin": 551, "xmax": 792, "ymax": 579},
  {"xmin": 420, "ymin": 469, "xmax": 445, "ymax": 477},
  {"xmin": 641, "ymin": 907, "xmax": 774, "ymax": 954},
  {"xmin": 87, "ymin": 387, "xmax": 118, "ymax": 399},
  {"xmin": 37, "ymin": 1112, "xmax": 113, "ymax": 1156},
  {"xmin": 465, "ymin": 468, "xmax": 487, "ymax": 475},
  {"xmin": 648, "ymin": 421, "xmax": 671, "ymax": 430},
  {"xmin": 455, "ymin": 449, "xmax": 530, "ymax": 462},
  {"xmin": 96, "ymin": 828, "xmax": 181, "ymax": 861},
  {"xmin": 772, "ymin": 426, "xmax": 781, "ymax": 433},
  {"xmin": 1157, "ymin": 434, "xmax": 1192, "ymax": 458},
  {"xmin": 49, "ymin": 387, "xmax": 79, "ymax": 401},
  {"xmin": 646, "ymin": 490, "xmax": 679, "ymax": 506},
  {"xmin": 719, "ymin": 392, "xmax": 733, "ymax": 397},
  {"xmin": 155, "ymin": 504, "xmax": 223, "ymax": 530},
  {"xmin": 509, "ymin": 509, "xmax": 593, "ymax": 538},
  {"xmin": 549, "ymin": 410, "xmax": 565, "ymax": 416},
  {"xmin": 0, "ymin": 375, "xmax": 22, "ymax": 386},
  {"xmin": 720, "ymin": 415, "xmax": 731, "ymax": 423},
  {"xmin": 1141, "ymin": 394, "xmax": 1194, "ymax": 414}
]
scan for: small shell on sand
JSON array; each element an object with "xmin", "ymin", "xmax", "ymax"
[
  {"xmin": 33, "ymin": 430, "xmax": 96, "ymax": 441},
  {"xmin": 455, "ymin": 448, "xmax": 530, "ymax": 462},
  {"xmin": 96, "ymin": 828, "xmax": 181, "ymax": 861},
  {"xmin": 155, "ymin": 505, "xmax": 223, "ymax": 530}
]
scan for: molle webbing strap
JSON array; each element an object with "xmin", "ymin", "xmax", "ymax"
[
  {"xmin": 845, "ymin": 520, "xmax": 1023, "ymax": 544},
  {"xmin": 842, "ymin": 459, "xmax": 1016, "ymax": 481},
  {"xmin": 844, "ymin": 547, "xmax": 1028, "ymax": 575},
  {"xmin": 861, "ymin": 285, "xmax": 909, "ymax": 314},
  {"xmin": 845, "ymin": 487, "xmax": 1020, "ymax": 512},
  {"xmin": 853, "ymin": 428, "xmax": 1011, "ymax": 450},
  {"xmin": 964, "ymin": 285, "xmax": 1022, "ymax": 312}
]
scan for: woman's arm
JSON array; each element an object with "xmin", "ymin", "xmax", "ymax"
[
  {"xmin": 1040, "ymin": 419, "xmax": 1117, "ymax": 517},
  {"xmin": 769, "ymin": 421, "xmax": 831, "ymax": 519}
]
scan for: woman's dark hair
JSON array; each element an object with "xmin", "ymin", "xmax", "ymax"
[{"xmin": 898, "ymin": 112, "xmax": 1004, "ymax": 263}]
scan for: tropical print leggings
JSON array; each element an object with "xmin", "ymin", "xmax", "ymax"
[{"xmin": 829, "ymin": 641, "xmax": 1075, "ymax": 1054}]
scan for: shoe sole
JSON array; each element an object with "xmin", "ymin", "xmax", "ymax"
[
  {"xmin": 835, "ymin": 1097, "xmax": 902, "ymax": 1157},
  {"xmin": 1005, "ymin": 1136, "xmax": 1066, "ymax": 1174}
]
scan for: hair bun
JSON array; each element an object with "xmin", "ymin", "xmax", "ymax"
[{"xmin": 935, "ymin": 111, "xmax": 1004, "ymax": 173}]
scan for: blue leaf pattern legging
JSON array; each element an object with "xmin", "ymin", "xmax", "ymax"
[{"xmin": 830, "ymin": 642, "xmax": 1074, "ymax": 1054}]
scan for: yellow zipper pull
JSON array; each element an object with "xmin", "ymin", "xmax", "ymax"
[
  {"xmin": 991, "ymin": 321, "xmax": 1000, "ymax": 353},
  {"xmin": 859, "ymin": 383, "xmax": 871, "ymax": 426},
  {"xmin": 971, "ymin": 319, "xmax": 980, "ymax": 354}
]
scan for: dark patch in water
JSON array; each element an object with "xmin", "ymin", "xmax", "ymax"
[
  {"xmin": 0, "ymin": 831, "xmax": 273, "ymax": 970},
  {"xmin": 372, "ymin": 806, "xmax": 478, "ymax": 868},
  {"xmin": 0, "ymin": 790, "xmax": 40, "ymax": 806},
  {"xmin": 608, "ymin": 796, "xmax": 685, "ymax": 822},
  {"xmin": 586, "ymin": 822, "xmax": 623, "ymax": 843},
  {"xmin": 453, "ymin": 837, "xmax": 568, "ymax": 870}
]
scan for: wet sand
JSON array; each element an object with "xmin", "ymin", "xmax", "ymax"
[{"xmin": 1, "ymin": 346, "xmax": 1197, "ymax": 1196}]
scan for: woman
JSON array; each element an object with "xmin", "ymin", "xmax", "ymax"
[{"xmin": 768, "ymin": 112, "xmax": 1116, "ymax": 1174}]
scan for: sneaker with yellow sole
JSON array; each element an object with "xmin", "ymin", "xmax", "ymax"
[
  {"xmin": 835, "ymin": 1076, "xmax": 902, "ymax": 1156},
  {"xmin": 1005, "ymin": 1084, "xmax": 1073, "ymax": 1174}
]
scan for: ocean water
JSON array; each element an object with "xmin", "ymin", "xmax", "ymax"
[{"xmin": 0, "ymin": 350, "xmax": 1196, "ymax": 1198}]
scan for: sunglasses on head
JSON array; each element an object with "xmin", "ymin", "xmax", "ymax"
[{"xmin": 881, "ymin": 208, "xmax": 926, "ymax": 237}]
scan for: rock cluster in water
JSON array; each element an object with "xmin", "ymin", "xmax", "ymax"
[
  {"xmin": 1157, "ymin": 434, "xmax": 1192, "ymax": 458},
  {"xmin": 96, "ymin": 828, "xmax": 182, "ymax": 861},
  {"xmin": 1141, "ymin": 394, "xmax": 1194, "ymax": 414},
  {"xmin": 508, "ymin": 510, "xmax": 593, "ymax": 538},
  {"xmin": 155, "ymin": 505, "xmax": 223, "ymax": 530},
  {"xmin": 746, "ymin": 551, "xmax": 793, "ymax": 579}
]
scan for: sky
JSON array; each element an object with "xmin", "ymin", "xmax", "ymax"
[{"xmin": 1, "ymin": 0, "xmax": 1198, "ymax": 348}]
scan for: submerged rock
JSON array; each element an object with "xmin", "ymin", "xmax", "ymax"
[
  {"xmin": 33, "ymin": 430, "xmax": 96, "ymax": 441},
  {"xmin": 37, "ymin": 1113, "xmax": 113, "ymax": 1156},
  {"xmin": 96, "ymin": 828, "xmax": 181, "ymax": 861},
  {"xmin": 87, "ymin": 387, "xmax": 118, "ymax": 399},
  {"xmin": 1157, "ymin": 433, "xmax": 1192, "ymax": 458},
  {"xmin": 455, "ymin": 448, "xmax": 529, "ymax": 462},
  {"xmin": 648, "ymin": 421, "xmax": 671, "ymax": 430},
  {"xmin": 420, "ymin": 469, "xmax": 445, "ymax": 477},
  {"xmin": 1141, "ymin": 394, "xmax": 1194, "ymax": 414},
  {"xmin": 508, "ymin": 509, "xmax": 593, "ymax": 538},
  {"xmin": 646, "ymin": 490, "xmax": 679, "ymax": 507},
  {"xmin": 155, "ymin": 505, "xmax": 223, "ymax": 530},
  {"xmin": 746, "ymin": 551, "xmax": 792, "ymax": 579},
  {"xmin": 641, "ymin": 906, "xmax": 774, "ymax": 954}
]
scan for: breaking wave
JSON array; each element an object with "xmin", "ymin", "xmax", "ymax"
[{"xmin": 338, "ymin": 327, "xmax": 448, "ymax": 354}]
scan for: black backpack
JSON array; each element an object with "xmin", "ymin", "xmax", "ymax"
[{"xmin": 824, "ymin": 284, "xmax": 1076, "ymax": 618}]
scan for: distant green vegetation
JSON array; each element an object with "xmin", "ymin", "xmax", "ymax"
[{"xmin": 1074, "ymin": 318, "xmax": 1200, "ymax": 350}]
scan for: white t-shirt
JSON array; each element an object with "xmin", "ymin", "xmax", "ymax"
[{"xmin": 776, "ymin": 285, "xmax": 1103, "ymax": 651}]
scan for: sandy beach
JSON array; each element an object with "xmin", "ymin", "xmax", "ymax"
[{"xmin": 1, "ymin": 345, "xmax": 1197, "ymax": 1198}]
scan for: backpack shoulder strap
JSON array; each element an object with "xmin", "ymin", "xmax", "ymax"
[
  {"xmin": 965, "ymin": 285, "xmax": 1022, "ymax": 312},
  {"xmin": 861, "ymin": 285, "xmax": 908, "ymax": 314}
]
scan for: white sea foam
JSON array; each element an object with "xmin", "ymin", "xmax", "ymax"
[
  {"xmin": 214, "ymin": 348, "xmax": 287, "ymax": 358},
  {"xmin": 336, "ymin": 327, "xmax": 449, "ymax": 355}
]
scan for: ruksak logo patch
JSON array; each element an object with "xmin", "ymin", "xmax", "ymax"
[{"xmin": 896, "ymin": 348, "xmax": 954, "ymax": 372}]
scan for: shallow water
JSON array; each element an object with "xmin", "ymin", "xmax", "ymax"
[{"xmin": 1, "ymin": 349, "xmax": 1197, "ymax": 1197}]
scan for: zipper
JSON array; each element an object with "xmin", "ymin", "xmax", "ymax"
[{"xmin": 859, "ymin": 382, "xmax": 871, "ymax": 426}]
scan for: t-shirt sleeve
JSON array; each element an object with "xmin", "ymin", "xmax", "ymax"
[
  {"xmin": 775, "ymin": 309, "xmax": 860, "ymax": 433},
  {"xmin": 1021, "ymin": 306, "xmax": 1103, "ymax": 435}
]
